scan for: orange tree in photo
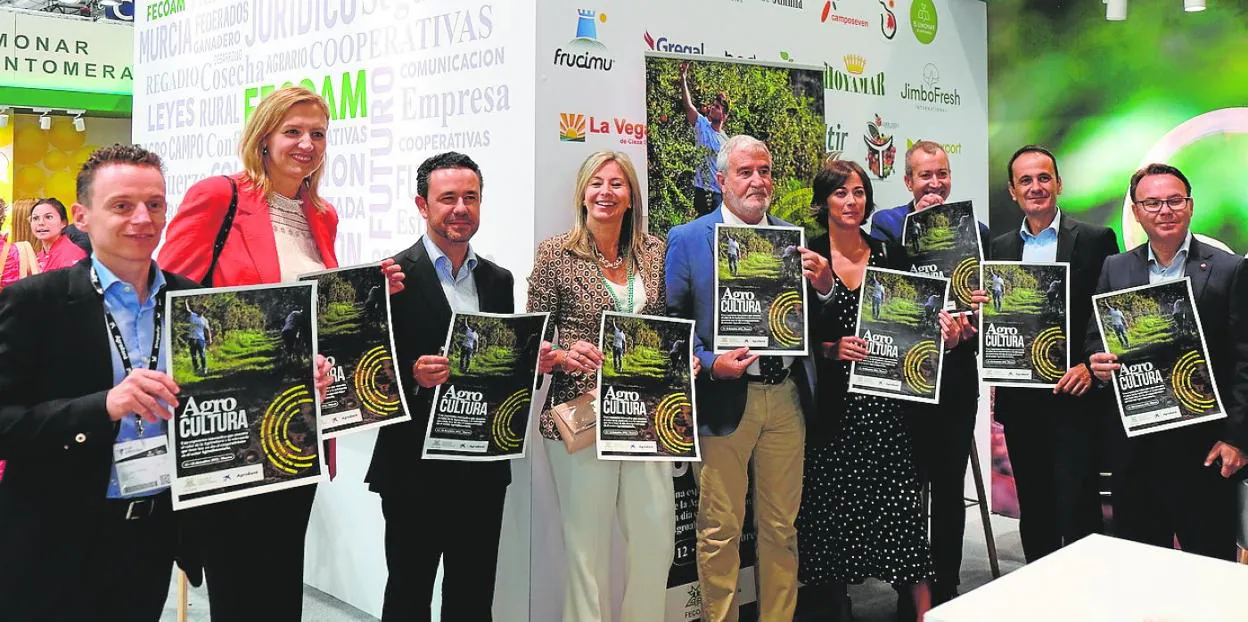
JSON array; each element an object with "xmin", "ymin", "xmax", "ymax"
[{"xmin": 645, "ymin": 57, "xmax": 826, "ymax": 239}]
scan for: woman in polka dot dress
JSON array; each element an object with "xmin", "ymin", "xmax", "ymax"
[{"xmin": 795, "ymin": 160, "xmax": 960, "ymax": 621}]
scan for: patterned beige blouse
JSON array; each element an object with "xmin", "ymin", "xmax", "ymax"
[{"xmin": 527, "ymin": 232, "xmax": 668, "ymax": 440}]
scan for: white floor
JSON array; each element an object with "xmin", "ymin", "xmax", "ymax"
[{"xmin": 160, "ymin": 512, "xmax": 1025, "ymax": 621}]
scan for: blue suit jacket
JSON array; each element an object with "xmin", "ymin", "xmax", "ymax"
[
  {"xmin": 869, "ymin": 200, "xmax": 990, "ymax": 251},
  {"xmin": 665, "ymin": 207, "xmax": 817, "ymax": 437}
]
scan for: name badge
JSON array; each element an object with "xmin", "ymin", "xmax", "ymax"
[{"xmin": 114, "ymin": 435, "xmax": 172, "ymax": 497}]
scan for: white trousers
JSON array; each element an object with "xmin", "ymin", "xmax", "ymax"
[{"xmin": 546, "ymin": 439, "xmax": 677, "ymax": 622}]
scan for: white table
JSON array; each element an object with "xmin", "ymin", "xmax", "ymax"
[{"xmin": 927, "ymin": 534, "xmax": 1248, "ymax": 622}]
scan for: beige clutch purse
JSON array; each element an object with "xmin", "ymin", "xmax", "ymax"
[{"xmin": 550, "ymin": 389, "xmax": 598, "ymax": 454}]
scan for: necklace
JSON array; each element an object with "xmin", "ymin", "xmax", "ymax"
[
  {"xmin": 593, "ymin": 243, "xmax": 626, "ymax": 269},
  {"xmin": 597, "ymin": 260, "xmax": 634, "ymax": 312}
]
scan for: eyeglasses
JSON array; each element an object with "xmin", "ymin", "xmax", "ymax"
[{"xmin": 1135, "ymin": 196, "xmax": 1191, "ymax": 212}]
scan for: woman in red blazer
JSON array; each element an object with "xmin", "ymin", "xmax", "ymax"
[{"xmin": 159, "ymin": 86, "xmax": 402, "ymax": 621}]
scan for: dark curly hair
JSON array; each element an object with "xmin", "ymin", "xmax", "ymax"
[{"xmin": 416, "ymin": 151, "xmax": 483, "ymax": 200}]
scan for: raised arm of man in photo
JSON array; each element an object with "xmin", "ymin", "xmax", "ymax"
[{"xmin": 678, "ymin": 61, "xmax": 731, "ymax": 217}]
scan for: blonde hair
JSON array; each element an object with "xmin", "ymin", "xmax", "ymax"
[
  {"xmin": 238, "ymin": 86, "xmax": 332, "ymax": 211},
  {"xmin": 9, "ymin": 199, "xmax": 38, "ymax": 245},
  {"xmin": 563, "ymin": 151, "xmax": 647, "ymax": 267}
]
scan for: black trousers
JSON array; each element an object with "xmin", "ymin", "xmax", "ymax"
[
  {"xmin": 1110, "ymin": 423, "xmax": 1238, "ymax": 561},
  {"xmin": 908, "ymin": 393, "xmax": 977, "ymax": 588},
  {"xmin": 186, "ymin": 485, "xmax": 317, "ymax": 621},
  {"xmin": 0, "ymin": 492, "xmax": 175, "ymax": 621},
  {"xmin": 999, "ymin": 402, "xmax": 1104, "ymax": 562},
  {"xmin": 86, "ymin": 495, "xmax": 177, "ymax": 620},
  {"xmin": 379, "ymin": 481, "xmax": 509, "ymax": 621}
]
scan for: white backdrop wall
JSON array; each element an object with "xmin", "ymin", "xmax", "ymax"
[
  {"xmin": 531, "ymin": 1, "xmax": 987, "ymax": 620},
  {"xmin": 134, "ymin": 0, "xmax": 984, "ymax": 619}
]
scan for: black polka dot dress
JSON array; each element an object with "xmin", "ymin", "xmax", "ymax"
[{"xmin": 797, "ymin": 263, "xmax": 934, "ymax": 588}]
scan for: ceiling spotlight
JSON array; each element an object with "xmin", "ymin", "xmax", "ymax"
[
  {"xmin": 1184, "ymin": 0, "xmax": 1205, "ymax": 11},
  {"xmin": 73, "ymin": 115, "xmax": 86, "ymax": 132},
  {"xmin": 1106, "ymin": 0, "xmax": 1127, "ymax": 20}
]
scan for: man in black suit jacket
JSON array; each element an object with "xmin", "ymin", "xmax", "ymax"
[
  {"xmin": 367, "ymin": 152, "xmax": 545, "ymax": 621},
  {"xmin": 1088, "ymin": 163, "xmax": 1247, "ymax": 560},
  {"xmin": 989, "ymin": 145, "xmax": 1120, "ymax": 562},
  {"xmin": 0, "ymin": 146, "xmax": 196, "ymax": 620},
  {"xmin": 869, "ymin": 140, "xmax": 992, "ymax": 601}
]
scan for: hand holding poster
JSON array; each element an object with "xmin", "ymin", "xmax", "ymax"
[
  {"xmin": 901, "ymin": 200, "xmax": 983, "ymax": 313},
  {"xmin": 422, "ymin": 312, "xmax": 550, "ymax": 460},
  {"xmin": 1092, "ymin": 278, "xmax": 1226, "ymax": 436},
  {"xmin": 595, "ymin": 312, "xmax": 698, "ymax": 461},
  {"xmin": 848, "ymin": 267, "xmax": 949, "ymax": 404},
  {"xmin": 980, "ymin": 261, "xmax": 1070, "ymax": 387},
  {"xmin": 165, "ymin": 283, "xmax": 324, "ymax": 511},
  {"xmin": 713, "ymin": 224, "xmax": 808, "ymax": 356},
  {"xmin": 299, "ymin": 265, "xmax": 410, "ymax": 439}
]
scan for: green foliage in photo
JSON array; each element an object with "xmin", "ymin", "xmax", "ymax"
[
  {"xmin": 719, "ymin": 253, "xmax": 781, "ymax": 281},
  {"xmin": 645, "ymin": 57, "xmax": 826, "ymax": 239}
]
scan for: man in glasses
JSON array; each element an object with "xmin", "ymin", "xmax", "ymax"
[
  {"xmin": 989, "ymin": 145, "xmax": 1120, "ymax": 563},
  {"xmin": 1088, "ymin": 162, "xmax": 1248, "ymax": 561}
]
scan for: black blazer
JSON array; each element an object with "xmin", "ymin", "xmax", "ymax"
[
  {"xmin": 1084, "ymin": 237, "xmax": 1248, "ymax": 451},
  {"xmin": 0, "ymin": 260, "xmax": 199, "ymax": 615},
  {"xmin": 806, "ymin": 232, "xmax": 911, "ymax": 438},
  {"xmin": 989, "ymin": 214, "xmax": 1120, "ymax": 422},
  {"xmin": 366, "ymin": 237, "xmax": 515, "ymax": 493}
]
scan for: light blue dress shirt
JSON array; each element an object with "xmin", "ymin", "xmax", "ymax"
[
  {"xmin": 1147, "ymin": 231, "xmax": 1192, "ymax": 283},
  {"xmin": 94, "ymin": 257, "xmax": 170, "ymax": 499},
  {"xmin": 1020, "ymin": 210, "xmax": 1062, "ymax": 263},
  {"xmin": 422, "ymin": 234, "xmax": 480, "ymax": 313}
]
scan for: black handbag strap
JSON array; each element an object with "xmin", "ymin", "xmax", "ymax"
[{"xmin": 202, "ymin": 176, "xmax": 238, "ymax": 287}]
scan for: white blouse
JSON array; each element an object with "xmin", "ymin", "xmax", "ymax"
[
  {"xmin": 604, "ymin": 271, "xmax": 647, "ymax": 314},
  {"xmin": 268, "ymin": 192, "xmax": 326, "ymax": 282}
]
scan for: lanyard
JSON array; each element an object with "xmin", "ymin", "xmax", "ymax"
[{"xmin": 89, "ymin": 267, "xmax": 165, "ymax": 436}]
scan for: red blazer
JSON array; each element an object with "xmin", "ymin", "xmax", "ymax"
[
  {"xmin": 159, "ymin": 173, "xmax": 339, "ymax": 285},
  {"xmin": 158, "ymin": 172, "xmax": 340, "ymax": 477}
]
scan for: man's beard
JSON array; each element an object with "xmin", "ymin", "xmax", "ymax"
[{"xmin": 723, "ymin": 190, "xmax": 770, "ymax": 223}]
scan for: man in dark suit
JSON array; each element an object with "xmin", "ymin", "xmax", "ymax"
[
  {"xmin": 991, "ymin": 145, "xmax": 1119, "ymax": 562},
  {"xmin": 666, "ymin": 135, "xmax": 829, "ymax": 621},
  {"xmin": 367, "ymin": 152, "xmax": 549, "ymax": 620},
  {"xmin": 869, "ymin": 140, "xmax": 988, "ymax": 602},
  {"xmin": 1088, "ymin": 163, "xmax": 1247, "ymax": 560},
  {"xmin": 0, "ymin": 146, "xmax": 188, "ymax": 619}
]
